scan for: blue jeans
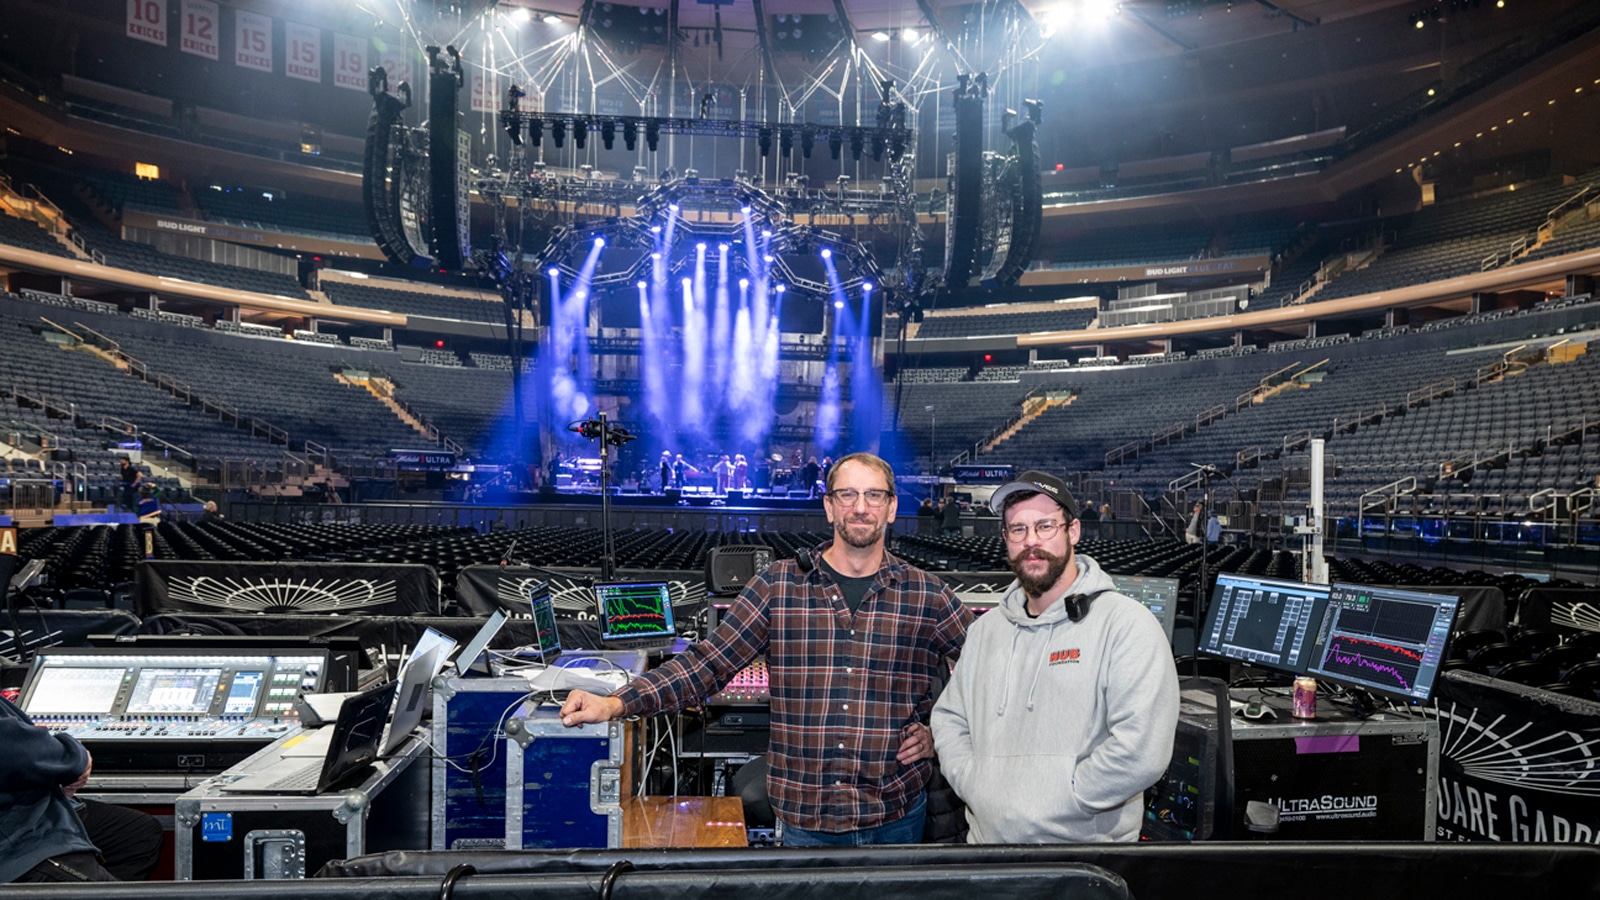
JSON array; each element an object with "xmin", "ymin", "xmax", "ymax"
[{"xmin": 779, "ymin": 792, "xmax": 926, "ymax": 847}]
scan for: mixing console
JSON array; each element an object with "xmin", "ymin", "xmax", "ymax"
[{"xmin": 709, "ymin": 659, "xmax": 770, "ymax": 705}]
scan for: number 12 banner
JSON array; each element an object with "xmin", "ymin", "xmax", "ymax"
[{"xmin": 180, "ymin": 0, "xmax": 219, "ymax": 60}]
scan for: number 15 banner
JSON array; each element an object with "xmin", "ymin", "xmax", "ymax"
[
  {"xmin": 236, "ymin": 9, "xmax": 272, "ymax": 73},
  {"xmin": 286, "ymin": 22, "xmax": 322, "ymax": 83}
]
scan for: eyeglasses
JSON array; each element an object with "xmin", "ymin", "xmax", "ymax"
[
  {"xmin": 827, "ymin": 488, "xmax": 894, "ymax": 507},
  {"xmin": 1003, "ymin": 519, "xmax": 1065, "ymax": 543}
]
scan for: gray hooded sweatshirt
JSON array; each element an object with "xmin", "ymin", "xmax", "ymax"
[{"xmin": 931, "ymin": 553, "xmax": 1180, "ymax": 843}]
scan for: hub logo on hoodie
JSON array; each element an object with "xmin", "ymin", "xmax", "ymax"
[{"xmin": 1048, "ymin": 648, "xmax": 1081, "ymax": 666}]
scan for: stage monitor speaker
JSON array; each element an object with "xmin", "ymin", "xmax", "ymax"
[
  {"xmin": 705, "ymin": 545, "xmax": 774, "ymax": 596},
  {"xmin": 727, "ymin": 489, "xmax": 746, "ymax": 501},
  {"xmin": 665, "ymin": 488, "xmax": 682, "ymax": 502}
]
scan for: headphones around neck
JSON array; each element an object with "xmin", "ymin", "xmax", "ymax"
[{"xmin": 1062, "ymin": 589, "xmax": 1110, "ymax": 623}]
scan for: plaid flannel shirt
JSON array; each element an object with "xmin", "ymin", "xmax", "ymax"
[{"xmin": 614, "ymin": 543, "xmax": 971, "ymax": 833}]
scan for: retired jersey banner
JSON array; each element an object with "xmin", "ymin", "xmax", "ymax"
[
  {"xmin": 375, "ymin": 43, "xmax": 414, "ymax": 90},
  {"xmin": 333, "ymin": 32, "xmax": 368, "ymax": 91},
  {"xmin": 179, "ymin": 0, "xmax": 219, "ymax": 59},
  {"xmin": 235, "ymin": 10, "xmax": 272, "ymax": 73},
  {"xmin": 1428, "ymin": 670, "xmax": 1600, "ymax": 844},
  {"xmin": 469, "ymin": 68, "xmax": 498, "ymax": 112},
  {"xmin": 126, "ymin": 0, "xmax": 168, "ymax": 46},
  {"xmin": 285, "ymin": 22, "xmax": 322, "ymax": 83}
]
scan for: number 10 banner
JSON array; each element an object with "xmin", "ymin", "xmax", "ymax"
[{"xmin": 126, "ymin": 0, "xmax": 167, "ymax": 46}]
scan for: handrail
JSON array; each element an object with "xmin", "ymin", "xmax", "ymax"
[
  {"xmin": 1196, "ymin": 404, "xmax": 1226, "ymax": 428},
  {"xmin": 1259, "ymin": 361, "xmax": 1302, "ymax": 390},
  {"xmin": 1152, "ymin": 421, "xmax": 1187, "ymax": 446},
  {"xmin": 1104, "ymin": 439, "xmax": 1143, "ymax": 467},
  {"xmin": 1406, "ymin": 377, "xmax": 1457, "ymax": 408},
  {"xmin": 1236, "ymin": 445, "xmax": 1261, "ymax": 469},
  {"xmin": 304, "ymin": 440, "xmax": 329, "ymax": 468},
  {"xmin": 1333, "ymin": 402, "xmax": 1388, "ymax": 432},
  {"xmin": 1283, "ymin": 430, "xmax": 1312, "ymax": 453},
  {"xmin": 100, "ymin": 414, "xmax": 138, "ymax": 436},
  {"xmin": 1167, "ymin": 468, "xmax": 1203, "ymax": 492},
  {"xmin": 139, "ymin": 431, "xmax": 196, "ymax": 465},
  {"xmin": 71, "ymin": 321, "xmax": 121, "ymax": 352},
  {"xmin": 1359, "ymin": 476, "xmax": 1417, "ymax": 514}
]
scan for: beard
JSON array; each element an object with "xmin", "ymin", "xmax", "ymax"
[
  {"xmin": 1009, "ymin": 546, "xmax": 1071, "ymax": 599},
  {"xmin": 834, "ymin": 515, "xmax": 886, "ymax": 550}
]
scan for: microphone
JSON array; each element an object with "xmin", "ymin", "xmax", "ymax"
[
  {"xmin": 500, "ymin": 539, "xmax": 517, "ymax": 568},
  {"xmin": 1189, "ymin": 462, "xmax": 1224, "ymax": 475}
]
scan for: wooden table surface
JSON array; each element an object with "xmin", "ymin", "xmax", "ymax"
[{"xmin": 621, "ymin": 795, "xmax": 748, "ymax": 848}]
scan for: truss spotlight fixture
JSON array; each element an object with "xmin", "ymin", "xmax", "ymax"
[
  {"xmin": 645, "ymin": 120, "xmax": 660, "ymax": 152},
  {"xmin": 623, "ymin": 119, "xmax": 638, "ymax": 150},
  {"xmin": 779, "ymin": 128, "xmax": 793, "ymax": 156},
  {"xmin": 528, "ymin": 117, "xmax": 543, "ymax": 146},
  {"xmin": 820, "ymin": 248, "xmax": 831, "ymax": 258},
  {"xmin": 547, "ymin": 267, "xmax": 560, "ymax": 277},
  {"xmin": 758, "ymin": 126, "xmax": 772, "ymax": 156},
  {"xmin": 637, "ymin": 280, "xmax": 647, "ymax": 290},
  {"xmin": 863, "ymin": 282, "xmax": 874, "ymax": 292},
  {"xmin": 775, "ymin": 284, "xmax": 786, "ymax": 293},
  {"xmin": 551, "ymin": 119, "xmax": 567, "ymax": 147},
  {"xmin": 741, "ymin": 205, "xmax": 752, "ymax": 214},
  {"xmin": 595, "ymin": 236, "xmax": 606, "ymax": 247},
  {"xmin": 543, "ymin": 12, "xmax": 562, "ymax": 24},
  {"xmin": 502, "ymin": 114, "xmax": 522, "ymax": 145},
  {"xmin": 601, "ymin": 120, "xmax": 616, "ymax": 149},
  {"xmin": 573, "ymin": 119, "xmax": 587, "ymax": 148},
  {"xmin": 800, "ymin": 128, "xmax": 815, "ymax": 158},
  {"xmin": 834, "ymin": 299, "xmax": 845, "ymax": 309},
  {"xmin": 871, "ymin": 30, "xmax": 890, "ymax": 41},
  {"xmin": 850, "ymin": 129, "xmax": 864, "ymax": 160},
  {"xmin": 829, "ymin": 132, "xmax": 843, "ymax": 160},
  {"xmin": 871, "ymin": 133, "xmax": 885, "ymax": 161}
]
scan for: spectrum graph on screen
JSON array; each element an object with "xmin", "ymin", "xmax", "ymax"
[
  {"xmin": 1307, "ymin": 583, "xmax": 1460, "ymax": 702},
  {"xmin": 595, "ymin": 581, "xmax": 677, "ymax": 641}
]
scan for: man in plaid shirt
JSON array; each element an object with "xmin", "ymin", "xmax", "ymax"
[{"xmin": 562, "ymin": 451, "xmax": 971, "ymax": 844}]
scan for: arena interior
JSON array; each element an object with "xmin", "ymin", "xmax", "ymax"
[{"xmin": 2, "ymin": 0, "xmax": 1600, "ymax": 896}]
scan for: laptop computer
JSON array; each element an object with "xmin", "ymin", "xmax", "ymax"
[
  {"xmin": 379, "ymin": 644, "xmax": 442, "ymax": 758},
  {"xmin": 218, "ymin": 679, "xmax": 398, "ymax": 795},
  {"xmin": 452, "ymin": 608, "xmax": 510, "ymax": 676},
  {"xmin": 594, "ymin": 581, "xmax": 678, "ymax": 651}
]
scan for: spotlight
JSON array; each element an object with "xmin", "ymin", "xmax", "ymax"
[
  {"xmin": 637, "ymin": 280, "xmax": 647, "ymax": 289},
  {"xmin": 697, "ymin": 241, "xmax": 707, "ymax": 250},
  {"xmin": 871, "ymin": 133, "xmax": 885, "ymax": 161},
  {"xmin": 739, "ymin": 277, "xmax": 749, "ymax": 288},
  {"xmin": 548, "ymin": 267, "xmax": 560, "ymax": 277},
  {"xmin": 779, "ymin": 128, "xmax": 793, "ymax": 156},
  {"xmin": 758, "ymin": 126, "xmax": 772, "ymax": 156},
  {"xmin": 834, "ymin": 299, "xmax": 845, "ymax": 309},
  {"xmin": 801, "ymin": 128, "xmax": 815, "ymax": 158},
  {"xmin": 551, "ymin": 119, "xmax": 567, "ymax": 147},
  {"xmin": 651, "ymin": 225, "xmax": 661, "ymax": 233},
  {"xmin": 668, "ymin": 203, "xmax": 679, "ymax": 212},
  {"xmin": 623, "ymin": 119, "xmax": 638, "ymax": 150},
  {"xmin": 821, "ymin": 248, "xmax": 832, "ymax": 258},
  {"xmin": 775, "ymin": 284, "xmax": 786, "ymax": 293},
  {"xmin": 543, "ymin": 13, "xmax": 562, "ymax": 24},
  {"xmin": 829, "ymin": 132, "xmax": 843, "ymax": 160},
  {"xmin": 651, "ymin": 251, "xmax": 661, "ymax": 258},
  {"xmin": 645, "ymin": 120, "xmax": 660, "ymax": 152},
  {"xmin": 871, "ymin": 30, "xmax": 890, "ymax": 41},
  {"xmin": 601, "ymin": 120, "xmax": 615, "ymax": 149},
  {"xmin": 573, "ymin": 119, "xmax": 587, "ymax": 148},
  {"xmin": 741, "ymin": 205, "xmax": 752, "ymax": 214},
  {"xmin": 595, "ymin": 236, "xmax": 606, "ymax": 247},
  {"xmin": 863, "ymin": 282, "xmax": 874, "ymax": 291},
  {"xmin": 528, "ymin": 117, "xmax": 543, "ymax": 146},
  {"xmin": 850, "ymin": 129, "xmax": 864, "ymax": 160}
]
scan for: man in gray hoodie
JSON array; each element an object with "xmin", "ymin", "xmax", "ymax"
[{"xmin": 931, "ymin": 470, "xmax": 1179, "ymax": 843}]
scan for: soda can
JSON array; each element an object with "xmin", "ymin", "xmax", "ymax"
[{"xmin": 1292, "ymin": 676, "xmax": 1317, "ymax": 719}]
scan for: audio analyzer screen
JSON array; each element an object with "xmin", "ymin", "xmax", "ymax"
[
  {"xmin": 595, "ymin": 581, "xmax": 676, "ymax": 642},
  {"xmin": 1307, "ymin": 583, "xmax": 1460, "ymax": 703}
]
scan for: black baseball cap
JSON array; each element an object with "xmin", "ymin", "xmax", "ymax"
[{"xmin": 988, "ymin": 470, "xmax": 1078, "ymax": 520}]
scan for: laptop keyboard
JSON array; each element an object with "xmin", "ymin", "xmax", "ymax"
[{"xmin": 260, "ymin": 763, "xmax": 322, "ymax": 793}]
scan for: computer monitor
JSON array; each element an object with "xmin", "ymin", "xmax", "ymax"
[
  {"xmin": 595, "ymin": 581, "xmax": 676, "ymax": 643},
  {"xmin": 529, "ymin": 586, "xmax": 562, "ymax": 664},
  {"xmin": 1305, "ymin": 583, "xmax": 1461, "ymax": 703},
  {"xmin": 125, "ymin": 667, "xmax": 224, "ymax": 715},
  {"xmin": 23, "ymin": 666, "xmax": 125, "ymax": 716},
  {"xmin": 1197, "ymin": 574, "xmax": 1331, "ymax": 675},
  {"xmin": 1116, "ymin": 575, "xmax": 1180, "ymax": 644}
]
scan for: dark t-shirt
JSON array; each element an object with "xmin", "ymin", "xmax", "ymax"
[{"xmin": 820, "ymin": 557, "xmax": 875, "ymax": 615}]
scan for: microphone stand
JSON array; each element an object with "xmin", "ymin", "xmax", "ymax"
[{"xmin": 598, "ymin": 411, "xmax": 616, "ymax": 582}]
